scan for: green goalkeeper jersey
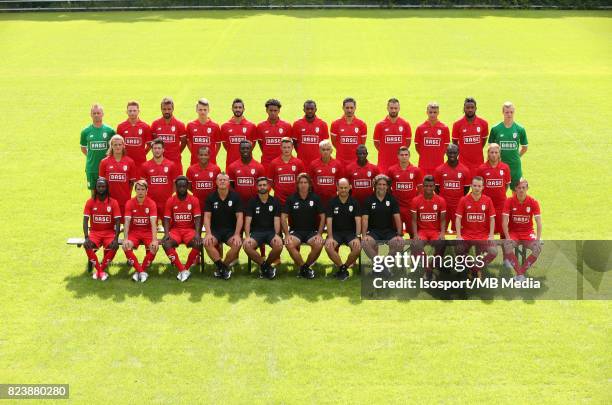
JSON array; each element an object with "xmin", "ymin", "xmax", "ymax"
[
  {"xmin": 488, "ymin": 121, "xmax": 527, "ymax": 180},
  {"xmin": 80, "ymin": 124, "xmax": 115, "ymax": 174}
]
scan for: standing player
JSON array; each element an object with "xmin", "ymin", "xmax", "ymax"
[
  {"xmin": 292, "ymin": 100, "xmax": 329, "ymax": 165},
  {"xmin": 255, "ymin": 99, "xmax": 292, "ymax": 166},
  {"xmin": 186, "ymin": 146, "xmax": 221, "ymax": 213},
  {"xmin": 83, "ymin": 178, "xmax": 121, "ymax": 281},
  {"xmin": 373, "ymin": 98, "xmax": 412, "ymax": 172},
  {"xmin": 346, "ymin": 144, "xmax": 379, "ymax": 206},
  {"xmin": 203, "ymin": 173, "xmax": 243, "ymax": 280},
  {"xmin": 98, "ymin": 135, "xmax": 137, "ymax": 217},
  {"xmin": 267, "ymin": 137, "xmax": 305, "ymax": 206},
  {"xmin": 502, "ymin": 179, "xmax": 542, "ymax": 281},
  {"xmin": 220, "ymin": 98, "xmax": 256, "ymax": 170},
  {"xmin": 488, "ymin": 101, "xmax": 529, "ymax": 189},
  {"xmin": 151, "ymin": 97, "xmax": 187, "ymax": 173},
  {"xmin": 243, "ymin": 177, "xmax": 283, "ymax": 280},
  {"xmin": 455, "ymin": 176, "xmax": 498, "ymax": 279},
  {"xmin": 387, "ymin": 146, "xmax": 423, "ymax": 237},
  {"xmin": 162, "ymin": 176, "xmax": 202, "ymax": 282},
  {"xmin": 434, "ymin": 144, "xmax": 471, "ymax": 233},
  {"xmin": 116, "ymin": 101, "xmax": 152, "ymax": 169},
  {"xmin": 227, "ymin": 140, "xmax": 266, "ymax": 205},
  {"xmin": 123, "ymin": 180, "xmax": 159, "ymax": 283},
  {"xmin": 186, "ymin": 98, "xmax": 222, "ymax": 167},
  {"xmin": 140, "ymin": 139, "xmax": 181, "ymax": 221},
  {"xmin": 80, "ymin": 103, "xmax": 116, "ymax": 192},
  {"xmin": 414, "ymin": 102, "xmax": 450, "ymax": 176},
  {"xmin": 477, "ymin": 143, "xmax": 511, "ymax": 235},
  {"xmin": 309, "ymin": 140, "xmax": 344, "ymax": 209},
  {"xmin": 452, "ymin": 97, "xmax": 489, "ymax": 179},
  {"xmin": 330, "ymin": 97, "xmax": 367, "ymax": 167}
]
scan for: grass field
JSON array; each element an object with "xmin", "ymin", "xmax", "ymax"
[{"xmin": 0, "ymin": 9, "xmax": 610, "ymax": 404}]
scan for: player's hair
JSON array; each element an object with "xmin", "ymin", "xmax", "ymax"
[
  {"xmin": 516, "ymin": 177, "xmax": 529, "ymax": 189},
  {"xmin": 487, "ymin": 143, "xmax": 500, "ymax": 153},
  {"xmin": 161, "ymin": 97, "xmax": 174, "ymax": 107},
  {"xmin": 464, "ymin": 97, "xmax": 477, "ymax": 106},
  {"xmin": 151, "ymin": 138, "xmax": 164, "ymax": 148},
  {"xmin": 319, "ymin": 139, "xmax": 333, "ymax": 150},
  {"xmin": 373, "ymin": 174, "xmax": 391, "ymax": 188},
  {"xmin": 256, "ymin": 176, "xmax": 268, "ymax": 184},
  {"xmin": 197, "ymin": 98, "xmax": 209, "ymax": 108},
  {"xmin": 106, "ymin": 134, "xmax": 126, "ymax": 157},
  {"xmin": 175, "ymin": 175, "xmax": 189, "ymax": 185},
  {"xmin": 126, "ymin": 100, "xmax": 139, "ymax": 109},
  {"xmin": 303, "ymin": 99, "xmax": 316, "ymax": 108},
  {"xmin": 423, "ymin": 175, "xmax": 435, "ymax": 184},
  {"xmin": 134, "ymin": 179, "xmax": 148, "ymax": 190},
  {"xmin": 387, "ymin": 97, "xmax": 400, "ymax": 105},
  {"xmin": 472, "ymin": 176, "xmax": 484, "ymax": 185},
  {"xmin": 342, "ymin": 97, "xmax": 356, "ymax": 107},
  {"xmin": 265, "ymin": 99, "xmax": 282, "ymax": 109},
  {"xmin": 281, "ymin": 137, "xmax": 293, "ymax": 145},
  {"xmin": 232, "ymin": 98, "xmax": 244, "ymax": 107},
  {"xmin": 502, "ymin": 101, "xmax": 515, "ymax": 110},
  {"xmin": 239, "ymin": 139, "xmax": 252, "ymax": 148},
  {"xmin": 447, "ymin": 143, "xmax": 459, "ymax": 154},
  {"xmin": 398, "ymin": 146, "xmax": 410, "ymax": 154},
  {"xmin": 427, "ymin": 101, "xmax": 439, "ymax": 109},
  {"xmin": 90, "ymin": 103, "xmax": 104, "ymax": 113},
  {"xmin": 95, "ymin": 177, "xmax": 111, "ymax": 201},
  {"xmin": 198, "ymin": 145, "xmax": 210, "ymax": 154},
  {"xmin": 296, "ymin": 172, "xmax": 313, "ymax": 193},
  {"xmin": 337, "ymin": 177, "xmax": 350, "ymax": 188},
  {"xmin": 216, "ymin": 172, "xmax": 229, "ymax": 180}
]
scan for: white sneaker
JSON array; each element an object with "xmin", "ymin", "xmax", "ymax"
[
  {"xmin": 513, "ymin": 274, "xmax": 526, "ymax": 282},
  {"xmin": 100, "ymin": 272, "xmax": 109, "ymax": 281},
  {"xmin": 139, "ymin": 272, "xmax": 149, "ymax": 283},
  {"xmin": 92, "ymin": 272, "xmax": 99, "ymax": 280},
  {"xmin": 178, "ymin": 270, "xmax": 191, "ymax": 282},
  {"xmin": 132, "ymin": 272, "xmax": 140, "ymax": 282}
]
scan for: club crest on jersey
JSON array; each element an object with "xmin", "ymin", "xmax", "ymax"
[
  {"xmin": 171, "ymin": 126, "xmax": 176, "ymax": 132},
  {"xmin": 209, "ymin": 172, "xmax": 214, "ymax": 178},
  {"xmin": 513, "ymin": 132, "xmax": 517, "ymax": 139},
  {"xmin": 123, "ymin": 165, "xmax": 128, "ymax": 171},
  {"xmin": 207, "ymin": 127, "xmax": 212, "ymax": 134},
  {"xmin": 269, "ymin": 205, "xmax": 273, "ymax": 212},
  {"xmin": 251, "ymin": 169, "xmax": 255, "ymax": 175},
  {"xmin": 332, "ymin": 168, "xmax": 336, "ymax": 174},
  {"xmin": 458, "ymin": 173, "xmax": 462, "ymax": 178},
  {"xmin": 315, "ymin": 127, "xmax": 320, "ymax": 133},
  {"xmin": 386, "ymin": 201, "xmax": 390, "ymax": 207},
  {"xmin": 279, "ymin": 128, "xmax": 284, "ymax": 134},
  {"xmin": 477, "ymin": 127, "xmax": 481, "ymax": 133},
  {"xmin": 349, "ymin": 205, "xmax": 353, "ymax": 212},
  {"xmin": 433, "ymin": 204, "xmax": 438, "ymax": 210},
  {"xmin": 526, "ymin": 206, "xmax": 531, "ymax": 213},
  {"xmin": 214, "ymin": 202, "xmax": 219, "ymax": 209},
  {"xmin": 103, "ymin": 132, "xmax": 108, "ymax": 138},
  {"xmin": 437, "ymin": 129, "xmax": 442, "ymax": 135},
  {"xmin": 138, "ymin": 128, "xmax": 143, "ymax": 135},
  {"xmin": 145, "ymin": 208, "xmax": 149, "ymax": 214},
  {"xmin": 292, "ymin": 165, "xmax": 296, "ymax": 171},
  {"xmin": 107, "ymin": 206, "xmax": 111, "ymax": 212},
  {"xmin": 399, "ymin": 126, "xmax": 403, "ymax": 132},
  {"xmin": 482, "ymin": 204, "xmax": 486, "ymax": 211},
  {"xmin": 500, "ymin": 170, "xmax": 504, "ymax": 175},
  {"xmin": 309, "ymin": 200, "xmax": 314, "ymax": 207},
  {"xmin": 354, "ymin": 127, "xmax": 359, "ymax": 133},
  {"xmin": 228, "ymin": 200, "xmax": 233, "ymax": 207},
  {"xmin": 409, "ymin": 173, "xmax": 414, "ymax": 179},
  {"xmin": 186, "ymin": 204, "xmax": 191, "ymax": 210},
  {"xmin": 367, "ymin": 171, "xmax": 371, "ymax": 177},
  {"xmin": 164, "ymin": 167, "xmax": 169, "ymax": 173},
  {"xmin": 242, "ymin": 127, "xmax": 247, "ymax": 133}
]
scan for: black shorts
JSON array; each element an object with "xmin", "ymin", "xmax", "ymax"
[
  {"xmin": 212, "ymin": 228, "xmax": 234, "ymax": 244},
  {"xmin": 289, "ymin": 230, "xmax": 318, "ymax": 244},
  {"xmin": 332, "ymin": 231, "xmax": 357, "ymax": 246},
  {"xmin": 367, "ymin": 229, "xmax": 398, "ymax": 242},
  {"xmin": 250, "ymin": 230, "xmax": 277, "ymax": 247}
]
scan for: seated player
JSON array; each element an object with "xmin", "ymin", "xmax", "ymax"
[
  {"xmin": 502, "ymin": 178, "xmax": 543, "ymax": 281},
  {"xmin": 98, "ymin": 134, "xmax": 137, "ymax": 217},
  {"xmin": 227, "ymin": 140, "xmax": 265, "ymax": 206},
  {"xmin": 410, "ymin": 175, "xmax": 447, "ymax": 280},
  {"xmin": 309, "ymin": 139, "xmax": 343, "ymax": 209},
  {"xmin": 477, "ymin": 143, "xmax": 511, "ymax": 235},
  {"xmin": 83, "ymin": 177, "xmax": 121, "ymax": 281},
  {"xmin": 242, "ymin": 177, "xmax": 283, "ymax": 279},
  {"xmin": 267, "ymin": 137, "xmax": 305, "ymax": 206},
  {"xmin": 281, "ymin": 173, "xmax": 325, "ymax": 279},
  {"xmin": 140, "ymin": 139, "xmax": 180, "ymax": 221},
  {"xmin": 324, "ymin": 178, "xmax": 362, "ymax": 281},
  {"xmin": 346, "ymin": 144, "xmax": 379, "ymax": 206},
  {"xmin": 123, "ymin": 180, "xmax": 159, "ymax": 283},
  {"xmin": 162, "ymin": 176, "xmax": 202, "ymax": 282},
  {"xmin": 203, "ymin": 173, "xmax": 243, "ymax": 280},
  {"xmin": 455, "ymin": 176, "xmax": 498, "ymax": 279}
]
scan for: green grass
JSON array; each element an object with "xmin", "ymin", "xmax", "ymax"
[{"xmin": 0, "ymin": 10, "xmax": 610, "ymax": 404}]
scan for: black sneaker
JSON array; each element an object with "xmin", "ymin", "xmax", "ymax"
[
  {"xmin": 267, "ymin": 266, "xmax": 277, "ymax": 280},
  {"xmin": 304, "ymin": 267, "xmax": 315, "ymax": 279},
  {"xmin": 213, "ymin": 270, "xmax": 223, "ymax": 278},
  {"xmin": 334, "ymin": 269, "xmax": 349, "ymax": 281},
  {"xmin": 222, "ymin": 268, "xmax": 232, "ymax": 280}
]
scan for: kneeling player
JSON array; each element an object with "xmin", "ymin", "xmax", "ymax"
[
  {"xmin": 83, "ymin": 177, "xmax": 121, "ymax": 281},
  {"xmin": 123, "ymin": 180, "xmax": 159, "ymax": 283},
  {"xmin": 502, "ymin": 178, "xmax": 542, "ymax": 281},
  {"xmin": 162, "ymin": 176, "xmax": 202, "ymax": 282}
]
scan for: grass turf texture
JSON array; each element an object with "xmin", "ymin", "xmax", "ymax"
[{"xmin": 0, "ymin": 9, "xmax": 610, "ymax": 404}]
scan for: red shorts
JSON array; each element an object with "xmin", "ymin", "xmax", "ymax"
[
  {"xmin": 445, "ymin": 203, "xmax": 458, "ymax": 231},
  {"xmin": 88, "ymin": 230, "xmax": 116, "ymax": 249},
  {"xmin": 169, "ymin": 228, "xmax": 197, "ymax": 245},
  {"xmin": 459, "ymin": 239, "xmax": 494, "ymax": 254},
  {"xmin": 418, "ymin": 230, "xmax": 440, "ymax": 241},
  {"xmin": 127, "ymin": 231, "xmax": 154, "ymax": 249},
  {"xmin": 399, "ymin": 207, "xmax": 414, "ymax": 238}
]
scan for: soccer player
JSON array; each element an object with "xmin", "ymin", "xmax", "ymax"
[
  {"xmin": 410, "ymin": 175, "xmax": 447, "ymax": 280},
  {"xmin": 488, "ymin": 101, "xmax": 528, "ymax": 189},
  {"xmin": 116, "ymin": 100, "xmax": 152, "ymax": 169},
  {"xmin": 140, "ymin": 139, "xmax": 181, "ymax": 221},
  {"xmin": 346, "ymin": 144, "xmax": 379, "ymax": 206},
  {"xmin": 325, "ymin": 178, "xmax": 362, "ymax": 281},
  {"xmin": 373, "ymin": 98, "xmax": 412, "ymax": 172},
  {"xmin": 434, "ymin": 144, "xmax": 471, "ymax": 233},
  {"xmin": 186, "ymin": 98, "xmax": 222, "ymax": 167},
  {"xmin": 292, "ymin": 100, "xmax": 329, "ymax": 165},
  {"xmin": 243, "ymin": 177, "xmax": 283, "ymax": 279},
  {"xmin": 98, "ymin": 135, "xmax": 137, "ymax": 217},
  {"xmin": 452, "ymin": 97, "xmax": 489, "ymax": 179},
  {"xmin": 455, "ymin": 176, "xmax": 498, "ymax": 279},
  {"xmin": 162, "ymin": 176, "xmax": 202, "ymax": 282},
  {"xmin": 255, "ymin": 99, "xmax": 292, "ymax": 166},
  {"xmin": 203, "ymin": 173, "xmax": 243, "ymax": 280},
  {"xmin": 83, "ymin": 177, "xmax": 121, "ymax": 281},
  {"xmin": 387, "ymin": 146, "xmax": 423, "ymax": 237},
  {"xmin": 502, "ymin": 178, "xmax": 542, "ymax": 281},
  {"xmin": 227, "ymin": 140, "xmax": 266, "ymax": 205},
  {"xmin": 267, "ymin": 137, "xmax": 305, "ymax": 206},
  {"xmin": 330, "ymin": 97, "xmax": 367, "ymax": 167},
  {"xmin": 123, "ymin": 180, "xmax": 159, "ymax": 283},
  {"xmin": 309, "ymin": 140, "xmax": 344, "ymax": 208},
  {"xmin": 220, "ymin": 98, "xmax": 256, "ymax": 170},
  {"xmin": 282, "ymin": 173, "xmax": 325, "ymax": 279},
  {"xmin": 186, "ymin": 146, "xmax": 221, "ymax": 213},
  {"xmin": 80, "ymin": 103, "xmax": 116, "ymax": 192},
  {"xmin": 477, "ymin": 143, "xmax": 511, "ymax": 235},
  {"xmin": 414, "ymin": 102, "xmax": 450, "ymax": 176},
  {"xmin": 151, "ymin": 97, "xmax": 187, "ymax": 173}
]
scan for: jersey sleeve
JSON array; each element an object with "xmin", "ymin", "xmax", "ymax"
[
  {"xmin": 455, "ymin": 197, "xmax": 466, "ymax": 217},
  {"xmin": 330, "ymin": 120, "xmax": 339, "ymax": 136},
  {"xmin": 233, "ymin": 193, "xmax": 243, "ymax": 213},
  {"xmin": 83, "ymin": 199, "xmax": 93, "ymax": 216},
  {"xmin": 149, "ymin": 200, "xmax": 158, "ymax": 218},
  {"xmin": 192, "ymin": 198, "xmax": 201, "ymax": 217},
  {"xmin": 321, "ymin": 121, "xmax": 329, "ymax": 140},
  {"xmin": 504, "ymin": 164, "xmax": 511, "ymax": 185},
  {"xmin": 143, "ymin": 124, "xmax": 152, "ymax": 145},
  {"xmin": 273, "ymin": 199, "xmax": 281, "ymax": 217},
  {"xmin": 325, "ymin": 199, "xmax": 334, "ymax": 217},
  {"xmin": 314, "ymin": 195, "xmax": 324, "ymax": 214},
  {"xmin": 532, "ymin": 199, "xmax": 541, "ymax": 216},
  {"xmin": 439, "ymin": 197, "xmax": 447, "ymax": 212},
  {"xmin": 128, "ymin": 159, "xmax": 137, "ymax": 181},
  {"xmin": 451, "ymin": 121, "xmax": 460, "ymax": 142},
  {"xmin": 245, "ymin": 198, "xmax": 255, "ymax": 217},
  {"xmin": 404, "ymin": 123, "xmax": 412, "ymax": 146},
  {"xmin": 164, "ymin": 198, "xmax": 173, "ymax": 219},
  {"xmin": 503, "ymin": 197, "xmax": 511, "ymax": 215},
  {"xmin": 80, "ymin": 128, "xmax": 87, "ymax": 147},
  {"xmin": 390, "ymin": 197, "xmax": 400, "ymax": 215},
  {"xmin": 415, "ymin": 167, "xmax": 424, "ymax": 185},
  {"xmin": 204, "ymin": 193, "xmax": 214, "ymax": 213},
  {"xmin": 373, "ymin": 122, "xmax": 382, "ymax": 143},
  {"xmin": 360, "ymin": 120, "xmax": 368, "ymax": 138},
  {"xmin": 178, "ymin": 122, "xmax": 187, "ymax": 138},
  {"xmin": 254, "ymin": 124, "xmax": 263, "ymax": 142},
  {"xmin": 409, "ymin": 197, "xmax": 418, "ymax": 213},
  {"xmin": 170, "ymin": 162, "xmax": 180, "ymax": 181},
  {"xmin": 433, "ymin": 166, "xmax": 441, "ymax": 185},
  {"xmin": 98, "ymin": 159, "xmax": 107, "ymax": 178},
  {"xmin": 442, "ymin": 126, "xmax": 451, "ymax": 145},
  {"xmin": 111, "ymin": 199, "xmax": 121, "ymax": 218},
  {"xmin": 266, "ymin": 161, "xmax": 276, "ymax": 183},
  {"xmin": 519, "ymin": 126, "xmax": 528, "ymax": 146},
  {"xmin": 282, "ymin": 196, "xmax": 291, "ymax": 214},
  {"xmin": 139, "ymin": 163, "xmax": 148, "ymax": 180},
  {"xmin": 360, "ymin": 198, "xmax": 371, "ymax": 216},
  {"xmin": 296, "ymin": 158, "xmax": 305, "ymax": 174},
  {"xmin": 124, "ymin": 199, "xmax": 133, "ymax": 216},
  {"xmin": 488, "ymin": 126, "xmax": 498, "ymax": 144},
  {"xmin": 488, "ymin": 198, "xmax": 496, "ymax": 217}
]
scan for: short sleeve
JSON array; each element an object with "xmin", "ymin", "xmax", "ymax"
[
  {"xmin": 83, "ymin": 199, "xmax": 93, "ymax": 216},
  {"xmin": 488, "ymin": 199, "xmax": 496, "ymax": 217},
  {"xmin": 204, "ymin": 193, "xmax": 214, "ymax": 213},
  {"xmin": 503, "ymin": 197, "xmax": 511, "ymax": 215},
  {"xmin": 124, "ymin": 199, "xmax": 133, "ymax": 216},
  {"xmin": 233, "ymin": 194, "xmax": 243, "ymax": 212},
  {"xmin": 488, "ymin": 126, "xmax": 497, "ymax": 144},
  {"xmin": 451, "ymin": 121, "xmax": 460, "ymax": 142},
  {"xmin": 112, "ymin": 199, "xmax": 121, "ymax": 218},
  {"xmin": 415, "ymin": 167, "xmax": 424, "ymax": 185},
  {"xmin": 373, "ymin": 123, "xmax": 382, "ymax": 143},
  {"xmin": 520, "ymin": 127, "xmax": 528, "ymax": 146},
  {"xmin": 325, "ymin": 199, "xmax": 334, "ymax": 217},
  {"xmin": 164, "ymin": 198, "xmax": 173, "ymax": 218},
  {"xmin": 192, "ymin": 198, "xmax": 201, "ymax": 217},
  {"xmin": 143, "ymin": 124, "xmax": 153, "ymax": 144},
  {"xmin": 320, "ymin": 121, "xmax": 329, "ymax": 139},
  {"xmin": 353, "ymin": 200, "xmax": 361, "ymax": 216},
  {"xmin": 149, "ymin": 200, "xmax": 158, "ymax": 218},
  {"xmin": 245, "ymin": 198, "xmax": 255, "ymax": 217},
  {"xmin": 98, "ymin": 159, "xmax": 107, "ymax": 177},
  {"xmin": 390, "ymin": 197, "xmax": 400, "ymax": 215},
  {"xmin": 360, "ymin": 120, "xmax": 368, "ymax": 136},
  {"xmin": 330, "ymin": 120, "xmax": 339, "ymax": 136},
  {"xmin": 273, "ymin": 199, "xmax": 281, "ymax": 217},
  {"xmin": 80, "ymin": 128, "xmax": 87, "ymax": 147},
  {"xmin": 170, "ymin": 162, "xmax": 180, "ymax": 180},
  {"xmin": 439, "ymin": 197, "xmax": 447, "ymax": 212},
  {"xmin": 455, "ymin": 198, "xmax": 465, "ymax": 217},
  {"xmin": 128, "ymin": 159, "xmax": 137, "ymax": 180},
  {"xmin": 282, "ymin": 196, "xmax": 291, "ymax": 214},
  {"xmin": 314, "ymin": 195, "xmax": 324, "ymax": 214},
  {"xmin": 410, "ymin": 197, "xmax": 418, "ymax": 213},
  {"xmin": 442, "ymin": 126, "xmax": 451, "ymax": 144},
  {"xmin": 532, "ymin": 199, "xmax": 541, "ymax": 216}
]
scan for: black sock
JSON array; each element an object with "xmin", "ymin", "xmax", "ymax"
[
  {"xmin": 214, "ymin": 260, "xmax": 223, "ymax": 270},
  {"xmin": 340, "ymin": 264, "xmax": 348, "ymax": 272}
]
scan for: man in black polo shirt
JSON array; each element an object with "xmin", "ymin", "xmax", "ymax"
[
  {"xmin": 243, "ymin": 177, "xmax": 283, "ymax": 279},
  {"xmin": 203, "ymin": 172, "xmax": 243, "ymax": 280},
  {"xmin": 281, "ymin": 173, "xmax": 325, "ymax": 279},
  {"xmin": 325, "ymin": 178, "xmax": 362, "ymax": 281}
]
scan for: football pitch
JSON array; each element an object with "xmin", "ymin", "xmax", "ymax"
[{"xmin": 0, "ymin": 9, "xmax": 610, "ymax": 403}]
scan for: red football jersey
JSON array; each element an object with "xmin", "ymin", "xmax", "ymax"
[
  {"xmin": 186, "ymin": 118, "xmax": 222, "ymax": 166},
  {"xmin": 433, "ymin": 162, "xmax": 471, "ymax": 206},
  {"xmin": 292, "ymin": 117, "xmax": 329, "ymax": 165},
  {"xmin": 410, "ymin": 194, "xmax": 447, "ymax": 232},
  {"xmin": 309, "ymin": 157, "xmax": 344, "ymax": 202},
  {"xmin": 124, "ymin": 196, "xmax": 158, "ymax": 233},
  {"xmin": 267, "ymin": 156, "xmax": 305, "ymax": 205},
  {"xmin": 186, "ymin": 162, "xmax": 221, "ymax": 210},
  {"xmin": 220, "ymin": 118, "xmax": 256, "ymax": 169},
  {"xmin": 477, "ymin": 161, "xmax": 511, "ymax": 207},
  {"xmin": 503, "ymin": 195, "xmax": 541, "ymax": 236},
  {"xmin": 452, "ymin": 115, "xmax": 489, "ymax": 174},
  {"xmin": 98, "ymin": 155, "xmax": 137, "ymax": 210},
  {"xmin": 140, "ymin": 158, "xmax": 180, "ymax": 207},
  {"xmin": 84, "ymin": 197, "xmax": 121, "ymax": 232},
  {"xmin": 456, "ymin": 193, "xmax": 496, "ymax": 240},
  {"xmin": 414, "ymin": 120, "xmax": 451, "ymax": 175},
  {"xmin": 227, "ymin": 158, "xmax": 265, "ymax": 203},
  {"xmin": 150, "ymin": 116, "xmax": 187, "ymax": 170},
  {"xmin": 346, "ymin": 161, "xmax": 379, "ymax": 205},
  {"xmin": 387, "ymin": 164, "xmax": 423, "ymax": 209},
  {"xmin": 330, "ymin": 117, "xmax": 367, "ymax": 166},
  {"xmin": 373, "ymin": 116, "xmax": 412, "ymax": 172},
  {"xmin": 255, "ymin": 119, "xmax": 293, "ymax": 166},
  {"xmin": 164, "ymin": 194, "xmax": 201, "ymax": 230},
  {"xmin": 116, "ymin": 119, "xmax": 152, "ymax": 168}
]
